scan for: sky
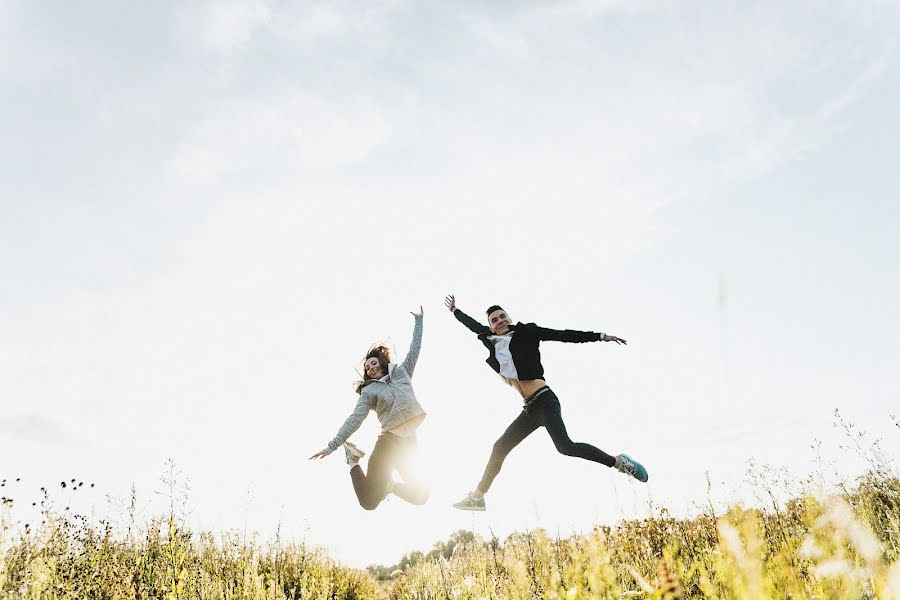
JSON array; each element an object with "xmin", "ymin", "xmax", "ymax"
[{"xmin": 1, "ymin": 0, "xmax": 899, "ymax": 568}]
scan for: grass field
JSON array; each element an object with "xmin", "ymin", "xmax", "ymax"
[
  {"xmin": 386, "ymin": 469, "xmax": 899, "ymax": 599},
  {"xmin": 2, "ymin": 422, "xmax": 898, "ymax": 599}
]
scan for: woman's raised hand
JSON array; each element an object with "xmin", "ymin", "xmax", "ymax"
[
  {"xmin": 410, "ymin": 305, "xmax": 424, "ymax": 317},
  {"xmin": 444, "ymin": 294, "xmax": 456, "ymax": 312},
  {"xmin": 309, "ymin": 450, "xmax": 328, "ymax": 460}
]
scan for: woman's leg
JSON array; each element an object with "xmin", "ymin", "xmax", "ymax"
[
  {"xmin": 350, "ymin": 434, "xmax": 397, "ymax": 510},
  {"xmin": 537, "ymin": 393, "xmax": 616, "ymax": 468},
  {"xmin": 476, "ymin": 410, "xmax": 541, "ymax": 493},
  {"xmin": 393, "ymin": 438, "xmax": 430, "ymax": 505}
]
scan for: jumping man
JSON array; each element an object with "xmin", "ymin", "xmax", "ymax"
[{"xmin": 445, "ymin": 295, "xmax": 647, "ymax": 511}]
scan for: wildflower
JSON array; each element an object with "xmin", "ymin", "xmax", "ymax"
[
  {"xmin": 798, "ymin": 536, "xmax": 823, "ymax": 559},
  {"xmin": 826, "ymin": 498, "xmax": 882, "ymax": 564},
  {"xmin": 814, "ymin": 559, "xmax": 854, "ymax": 578}
]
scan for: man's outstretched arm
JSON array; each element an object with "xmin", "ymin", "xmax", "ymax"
[
  {"xmin": 531, "ymin": 324, "xmax": 627, "ymax": 345},
  {"xmin": 444, "ymin": 294, "xmax": 489, "ymax": 335}
]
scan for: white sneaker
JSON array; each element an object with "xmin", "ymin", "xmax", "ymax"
[
  {"xmin": 343, "ymin": 442, "xmax": 365, "ymax": 466},
  {"xmin": 452, "ymin": 491, "xmax": 486, "ymax": 511}
]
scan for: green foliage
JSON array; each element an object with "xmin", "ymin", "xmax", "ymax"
[{"xmin": 369, "ymin": 530, "xmax": 476, "ymax": 580}]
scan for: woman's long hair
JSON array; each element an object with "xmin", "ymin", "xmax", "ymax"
[{"xmin": 355, "ymin": 344, "xmax": 392, "ymax": 394}]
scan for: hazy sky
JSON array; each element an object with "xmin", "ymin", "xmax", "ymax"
[{"xmin": 2, "ymin": 0, "xmax": 899, "ymax": 567}]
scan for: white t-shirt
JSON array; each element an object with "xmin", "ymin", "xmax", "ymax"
[{"xmin": 489, "ymin": 333, "xmax": 519, "ymax": 381}]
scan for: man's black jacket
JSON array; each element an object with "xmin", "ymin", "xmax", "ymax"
[{"xmin": 453, "ymin": 308, "xmax": 605, "ymax": 380}]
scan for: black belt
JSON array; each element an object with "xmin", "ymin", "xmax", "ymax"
[{"xmin": 522, "ymin": 386, "xmax": 552, "ymax": 409}]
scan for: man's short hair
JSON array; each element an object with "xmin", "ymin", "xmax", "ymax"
[{"xmin": 485, "ymin": 305, "xmax": 505, "ymax": 316}]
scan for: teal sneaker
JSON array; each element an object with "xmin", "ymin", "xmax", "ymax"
[
  {"xmin": 452, "ymin": 492, "xmax": 486, "ymax": 512},
  {"xmin": 616, "ymin": 454, "xmax": 648, "ymax": 483},
  {"xmin": 343, "ymin": 442, "xmax": 365, "ymax": 466}
]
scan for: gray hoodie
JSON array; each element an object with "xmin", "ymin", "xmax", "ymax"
[{"xmin": 325, "ymin": 314, "xmax": 425, "ymax": 454}]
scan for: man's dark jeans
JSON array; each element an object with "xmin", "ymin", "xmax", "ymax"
[
  {"xmin": 477, "ymin": 387, "xmax": 616, "ymax": 493},
  {"xmin": 350, "ymin": 432, "xmax": 429, "ymax": 510}
]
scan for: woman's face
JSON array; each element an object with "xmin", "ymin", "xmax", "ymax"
[{"xmin": 364, "ymin": 356, "xmax": 385, "ymax": 380}]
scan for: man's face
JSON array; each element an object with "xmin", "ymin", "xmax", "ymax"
[
  {"xmin": 365, "ymin": 357, "xmax": 385, "ymax": 379},
  {"xmin": 488, "ymin": 309, "xmax": 512, "ymax": 335}
]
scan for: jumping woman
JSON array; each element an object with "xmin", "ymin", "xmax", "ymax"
[
  {"xmin": 310, "ymin": 308, "xmax": 429, "ymax": 510},
  {"xmin": 444, "ymin": 295, "xmax": 647, "ymax": 511}
]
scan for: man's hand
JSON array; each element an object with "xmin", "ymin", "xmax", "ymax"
[
  {"xmin": 604, "ymin": 334, "xmax": 627, "ymax": 345},
  {"xmin": 410, "ymin": 305, "xmax": 424, "ymax": 317},
  {"xmin": 309, "ymin": 450, "xmax": 329, "ymax": 460},
  {"xmin": 444, "ymin": 294, "xmax": 456, "ymax": 312}
]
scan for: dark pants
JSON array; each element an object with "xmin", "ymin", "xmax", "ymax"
[
  {"xmin": 476, "ymin": 387, "xmax": 616, "ymax": 493},
  {"xmin": 350, "ymin": 432, "xmax": 430, "ymax": 510}
]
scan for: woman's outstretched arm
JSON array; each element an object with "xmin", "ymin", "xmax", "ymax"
[
  {"xmin": 401, "ymin": 307, "xmax": 424, "ymax": 377},
  {"xmin": 309, "ymin": 396, "xmax": 371, "ymax": 459}
]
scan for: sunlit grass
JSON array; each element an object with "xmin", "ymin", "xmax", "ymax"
[
  {"xmin": 383, "ymin": 413, "xmax": 900, "ymax": 599},
  {"xmin": 0, "ymin": 474, "xmax": 374, "ymax": 600},
  {"xmin": 2, "ymin": 415, "xmax": 898, "ymax": 598},
  {"xmin": 385, "ymin": 470, "xmax": 899, "ymax": 599}
]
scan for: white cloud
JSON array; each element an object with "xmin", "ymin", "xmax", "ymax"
[
  {"xmin": 176, "ymin": 0, "xmax": 407, "ymax": 56},
  {"xmin": 177, "ymin": 0, "xmax": 274, "ymax": 56},
  {"xmin": 166, "ymin": 91, "xmax": 394, "ymax": 192},
  {"xmin": 0, "ymin": 415, "xmax": 77, "ymax": 445}
]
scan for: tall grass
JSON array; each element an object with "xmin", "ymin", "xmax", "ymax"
[
  {"xmin": 3, "ymin": 474, "xmax": 897, "ymax": 599},
  {"xmin": 0, "ymin": 488, "xmax": 374, "ymax": 600},
  {"xmin": 3, "ymin": 417, "xmax": 898, "ymax": 598},
  {"xmin": 386, "ymin": 470, "xmax": 900, "ymax": 599}
]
